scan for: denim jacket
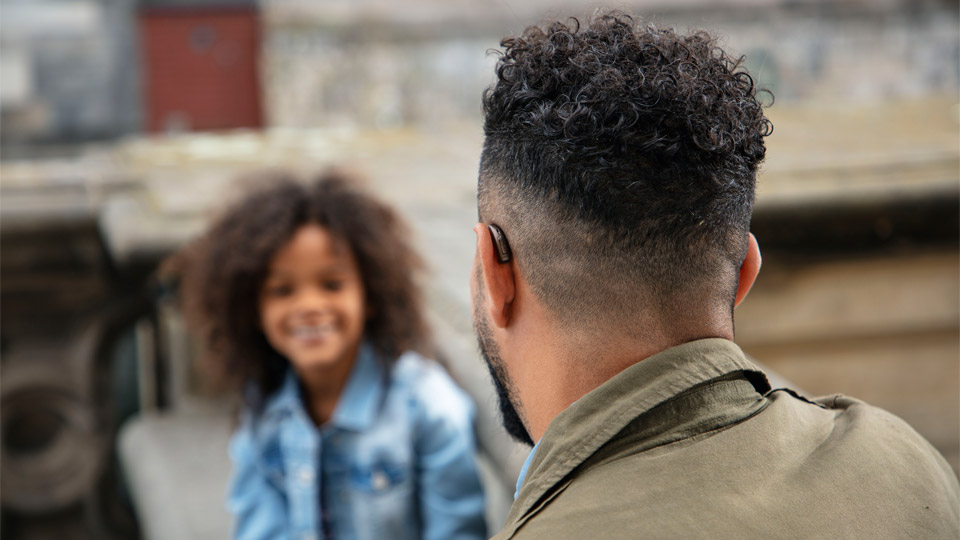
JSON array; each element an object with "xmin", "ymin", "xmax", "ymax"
[{"xmin": 227, "ymin": 344, "xmax": 487, "ymax": 540}]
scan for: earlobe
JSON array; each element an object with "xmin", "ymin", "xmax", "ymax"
[
  {"xmin": 473, "ymin": 223, "xmax": 516, "ymax": 328},
  {"xmin": 734, "ymin": 233, "xmax": 761, "ymax": 308}
]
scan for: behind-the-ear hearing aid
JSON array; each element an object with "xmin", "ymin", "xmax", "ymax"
[{"xmin": 487, "ymin": 224, "xmax": 513, "ymax": 264}]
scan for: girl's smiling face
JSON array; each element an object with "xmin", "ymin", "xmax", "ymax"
[{"xmin": 259, "ymin": 224, "xmax": 366, "ymax": 378}]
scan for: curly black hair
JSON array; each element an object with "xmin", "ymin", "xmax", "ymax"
[
  {"xmin": 479, "ymin": 12, "xmax": 773, "ymax": 330},
  {"xmin": 170, "ymin": 169, "xmax": 429, "ymax": 409}
]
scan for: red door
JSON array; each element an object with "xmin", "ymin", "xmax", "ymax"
[{"xmin": 140, "ymin": 6, "xmax": 263, "ymax": 132}]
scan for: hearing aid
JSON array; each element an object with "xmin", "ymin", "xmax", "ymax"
[{"xmin": 488, "ymin": 224, "xmax": 513, "ymax": 264}]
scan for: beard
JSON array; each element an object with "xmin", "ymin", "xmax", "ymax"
[{"xmin": 472, "ymin": 275, "xmax": 534, "ymax": 447}]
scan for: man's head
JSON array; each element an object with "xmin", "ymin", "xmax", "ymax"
[
  {"xmin": 478, "ymin": 12, "xmax": 770, "ymax": 335},
  {"xmin": 472, "ymin": 12, "xmax": 770, "ymax": 443}
]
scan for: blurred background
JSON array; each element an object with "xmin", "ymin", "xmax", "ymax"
[{"xmin": 1, "ymin": 0, "xmax": 957, "ymax": 538}]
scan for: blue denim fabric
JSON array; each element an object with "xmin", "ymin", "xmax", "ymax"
[{"xmin": 227, "ymin": 344, "xmax": 487, "ymax": 540}]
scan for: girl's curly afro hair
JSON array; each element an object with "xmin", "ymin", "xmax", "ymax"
[{"xmin": 170, "ymin": 169, "xmax": 429, "ymax": 408}]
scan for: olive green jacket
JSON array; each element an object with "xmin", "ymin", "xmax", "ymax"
[{"xmin": 494, "ymin": 339, "xmax": 959, "ymax": 539}]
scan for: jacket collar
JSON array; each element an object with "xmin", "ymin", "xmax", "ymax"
[
  {"xmin": 329, "ymin": 342, "xmax": 386, "ymax": 431},
  {"xmin": 262, "ymin": 341, "xmax": 386, "ymax": 432},
  {"xmin": 509, "ymin": 338, "xmax": 769, "ymax": 523}
]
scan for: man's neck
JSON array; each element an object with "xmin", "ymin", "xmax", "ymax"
[{"xmin": 513, "ymin": 323, "xmax": 733, "ymax": 442}]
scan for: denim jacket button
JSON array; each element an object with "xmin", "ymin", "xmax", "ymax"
[
  {"xmin": 297, "ymin": 466, "xmax": 314, "ymax": 485},
  {"xmin": 372, "ymin": 470, "xmax": 388, "ymax": 491}
]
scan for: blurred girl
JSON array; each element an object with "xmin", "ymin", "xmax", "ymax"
[{"xmin": 174, "ymin": 170, "xmax": 487, "ymax": 540}]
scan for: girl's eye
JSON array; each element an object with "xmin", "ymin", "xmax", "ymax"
[
  {"xmin": 323, "ymin": 280, "xmax": 343, "ymax": 292},
  {"xmin": 265, "ymin": 284, "xmax": 293, "ymax": 297}
]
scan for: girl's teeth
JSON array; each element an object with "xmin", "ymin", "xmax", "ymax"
[{"xmin": 293, "ymin": 325, "xmax": 332, "ymax": 338}]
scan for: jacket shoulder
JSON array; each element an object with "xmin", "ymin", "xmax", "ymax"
[
  {"xmin": 811, "ymin": 393, "xmax": 958, "ymax": 487},
  {"xmin": 391, "ymin": 351, "xmax": 475, "ymax": 432}
]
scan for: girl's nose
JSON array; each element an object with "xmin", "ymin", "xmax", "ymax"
[{"xmin": 294, "ymin": 287, "xmax": 329, "ymax": 313}]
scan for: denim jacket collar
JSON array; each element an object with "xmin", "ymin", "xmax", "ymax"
[{"xmin": 262, "ymin": 342, "xmax": 386, "ymax": 432}]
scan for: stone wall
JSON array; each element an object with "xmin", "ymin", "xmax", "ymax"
[
  {"xmin": 261, "ymin": 0, "xmax": 959, "ymax": 128},
  {"xmin": 2, "ymin": 0, "xmax": 955, "ymax": 141}
]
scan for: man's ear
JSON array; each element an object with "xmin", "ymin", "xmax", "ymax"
[
  {"xmin": 473, "ymin": 223, "xmax": 516, "ymax": 328},
  {"xmin": 734, "ymin": 232, "xmax": 761, "ymax": 308}
]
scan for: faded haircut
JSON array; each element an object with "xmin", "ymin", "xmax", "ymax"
[{"xmin": 479, "ymin": 12, "xmax": 772, "ymax": 332}]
